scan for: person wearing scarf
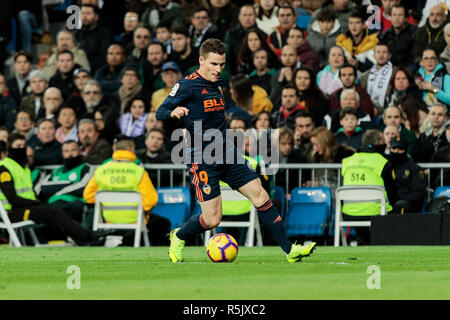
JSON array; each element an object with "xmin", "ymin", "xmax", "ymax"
[
  {"xmin": 118, "ymin": 66, "xmax": 144, "ymax": 114},
  {"xmin": 272, "ymin": 85, "xmax": 305, "ymax": 131}
]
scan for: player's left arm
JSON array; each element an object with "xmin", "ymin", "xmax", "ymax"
[{"xmin": 155, "ymin": 80, "xmax": 192, "ymax": 121}]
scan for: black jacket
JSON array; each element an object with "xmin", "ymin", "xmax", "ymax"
[
  {"xmin": 379, "ymin": 24, "xmax": 417, "ymax": 68},
  {"xmin": 413, "ymin": 128, "xmax": 448, "ymax": 163},
  {"xmin": 0, "ymin": 94, "xmax": 17, "ymax": 131},
  {"xmin": 413, "ymin": 19, "xmax": 446, "ymax": 64},
  {"xmin": 389, "ymin": 156, "xmax": 426, "ymax": 212},
  {"xmin": 28, "ymin": 138, "xmax": 63, "ymax": 166},
  {"xmin": 75, "ymin": 24, "xmax": 111, "ymax": 73}
]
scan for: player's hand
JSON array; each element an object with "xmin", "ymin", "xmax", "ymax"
[{"xmin": 171, "ymin": 106, "xmax": 189, "ymax": 119}]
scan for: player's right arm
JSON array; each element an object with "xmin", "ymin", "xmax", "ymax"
[{"xmin": 155, "ymin": 80, "xmax": 192, "ymax": 121}]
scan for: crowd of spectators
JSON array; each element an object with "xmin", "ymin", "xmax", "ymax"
[{"xmin": 0, "ymin": 0, "xmax": 450, "ymax": 225}]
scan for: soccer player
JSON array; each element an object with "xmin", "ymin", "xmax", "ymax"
[{"xmin": 156, "ymin": 39, "xmax": 316, "ymax": 263}]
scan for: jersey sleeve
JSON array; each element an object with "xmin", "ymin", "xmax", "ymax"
[{"xmin": 155, "ymin": 79, "xmax": 192, "ymax": 121}]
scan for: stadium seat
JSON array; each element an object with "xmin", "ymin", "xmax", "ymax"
[
  {"xmin": 204, "ymin": 186, "xmax": 263, "ymax": 247},
  {"xmin": 151, "ymin": 187, "xmax": 191, "ymax": 230},
  {"xmin": 93, "ymin": 191, "xmax": 149, "ymax": 247},
  {"xmin": 334, "ymin": 185, "xmax": 387, "ymax": 247},
  {"xmin": 285, "ymin": 187, "xmax": 332, "ymax": 238},
  {"xmin": 0, "ymin": 201, "xmax": 40, "ymax": 247},
  {"xmin": 273, "ymin": 186, "xmax": 286, "ymax": 220},
  {"xmin": 433, "ymin": 186, "xmax": 450, "ymax": 198}
]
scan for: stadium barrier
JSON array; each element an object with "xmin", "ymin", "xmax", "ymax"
[{"xmin": 36, "ymin": 162, "xmax": 450, "ymax": 200}]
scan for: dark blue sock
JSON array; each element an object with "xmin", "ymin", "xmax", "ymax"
[
  {"xmin": 176, "ymin": 214, "xmax": 209, "ymax": 240},
  {"xmin": 257, "ymin": 200, "xmax": 292, "ymax": 254}
]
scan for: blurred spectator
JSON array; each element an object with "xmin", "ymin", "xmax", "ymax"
[
  {"xmin": 229, "ymin": 73, "xmax": 273, "ymax": 115},
  {"xmin": 36, "ymin": 140, "xmax": 93, "ymax": 223},
  {"xmin": 368, "ymin": 0, "xmax": 400, "ymax": 34},
  {"xmin": 291, "ymin": 67, "xmax": 328, "ymax": 128},
  {"xmin": 224, "ymin": 4, "xmax": 258, "ymax": 75},
  {"xmin": 441, "ymin": 23, "xmax": 450, "ymax": 74},
  {"xmin": 316, "ymin": 45, "xmax": 344, "ymax": 97},
  {"xmin": 78, "ymin": 79, "xmax": 115, "ymax": 119},
  {"xmin": 141, "ymin": 0, "xmax": 187, "ymax": 34},
  {"xmin": 64, "ymin": 68, "xmax": 91, "ymax": 119},
  {"xmin": 12, "ymin": 110, "xmax": 35, "ymax": 142},
  {"xmin": 413, "ymin": 103, "xmax": 448, "ymax": 163},
  {"xmin": 237, "ymin": 27, "xmax": 281, "ymax": 76},
  {"xmin": 416, "ymin": 48, "xmax": 450, "ymax": 107},
  {"xmin": 248, "ymin": 48, "xmax": 277, "ymax": 95},
  {"xmin": 294, "ymin": 110, "xmax": 315, "ymax": 160},
  {"xmin": 255, "ymin": 0, "xmax": 279, "ymax": 36},
  {"xmin": 397, "ymin": 95, "xmax": 429, "ymax": 137},
  {"xmin": 334, "ymin": 106, "xmax": 364, "ymax": 150},
  {"xmin": 94, "ymin": 105, "xmax": 120, "ymax": 147},
  {"xmin": 336, "ymin": 9, "xmax": 378, "ymax": 73},
  {"xmin": 118, "ymin": 11, "xmax": 140, "ymax": 55},
  {"xmin": 413, "ymin": 4, "xmax": 447, "ymax": 65},
  {"xmin": 126, "ymin": 26, "xmax": 152, "ymax": 67},
  {"xmin": 275, "ymin": 126, "xmax": 307, "ymax": 193},
  {"xmin": 28, "ymin": 119, "xmax": 63, "ymax": 166},
  {"xmin": 308, "ymin": 7, "xmax": 342, "ymax": 68},
  {"xmin": 16, "ymin": 1, "xmax": 43, "ymax": 53},
  {"xmin": 381, "ymin": 105, "xmax": 417, "ymax": 156},
  {"xmin": 119, "ymin": 96, "xmax": 150, "ymax": 152},
  {"xmin": 379, "ymin": 4, "xmax": 417, "ymax": 70},
  {"xmin": 168, "ymin": 26, "xmax": 199, "ymax": 75},
  {"xmin": 155, "ymin": 23, "xmax": 173, "ymax": 55},
  {"xmin": 269, "ymin": 44, "xmax": 299, "ymax": 108},
  {"xmin": 324, "ymin": 88, "xmax": 372, "ymax": 133},
  {"xmin": 384, "ymin": 67, "xmax": 423, "ymax": 108},
  {"xmin": 286, "ymin": 27, "xmax": 320, "ymax": 73},
  {"xmin": 360, "ymin": 43, "xmax": 393, "ymax": 114},
  {"xmin": 328, "ymin": 64, "xmax": 375, "ymax": 118},
  {"xmin": 189, "ymin": 7, "xmax": 224, "ymax": 50},
  {"xmin": 145, "ymin": 112, "xmax": 164, "ymax": 133},
  {"xmin": 78, "ymin": 118, "xmax": 112, "ymax": 165},
  {"xmin": 0, "ymin": 127, "xmax": 8, "ymax": 143},
  {"xmin": 308, "ymin": 0, "xmax": 353, "ymax": 33},
  {"xmin": 127, "ymin": 0, "xmax": 152, "ymax": 17},
  {"xmin": 138, "ymin": 127, "xmax": 173, "ymax": 186},
  {"xmin": 95, "ymin": 44, "xmax": 125, "ymax": 98},
  {"xmin": 151, "ymin": 62, "xmax": 182, "ymax": 112},
  {"xmin": 209, "ymin": 0, "xmax": 240, "ymax": 33},
  {"xmin": 388, "ymin": 136, "xmax": 427, "ymax": 214},
  {"xmin": 292, "ymin": 0, "xmax": 312, "ymax": 30},
  {"xmin": 272, "ymin": 85, "xmax": 305, "ymax": 131},
  {"xmin": 55, "ymin": 106, "xmax": 78, "ymax": 144},
  {"xmin": 48, "ymin": 50, "xmax": 79, "ymax": 101},
  {"xmin": 44, "ymin": 29, "xmax": 90, "ymax": 79},
  {"xmin": 41, "ymin": 87, "xmax": 64, "ymax": 121},
  {"xmin": 0, "ymin": 73, "xmax": 17, "ymax": 132},
  {"xmin": 141, "ymin": 42, "xmax": 168, "ymax": 95},
  {"xmin": 430, "ymin": 119, "xmax": 450, "ymax": 189},
  {"xmin": 383, "ymin": 124, "xmax": 400, "ymax": 158},
  {"xmin": 7, "ymin": 51, "xmax": 33, "ymax": 105},
  {"xmin": 267, "ymin": 4, "xmax": 297, "ymax": 57},
  {"xmin": 75, "ymin": 4, "xmax": 111, "ymax": 74},
  {"xmin": 117, "ymin": 66, "xmax": 147, "ymax": 115},
  {"xmin": 20, "ymin": 70, "xmax": 48, "ymax": 123}
]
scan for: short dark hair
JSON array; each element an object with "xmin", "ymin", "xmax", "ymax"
[
  {"xmin": 81, "ymin": 3, "xmax": 100, "ymax": 15},
  {"xmin": 171, "ymin": 25, "xmax": 190, "ymax": 37},
  {"xmin": 349, "ymin": 9, "xmax": 365, "ymax": 22},
  {"xmin": 8, "ymin": 133, "xmax": 26, "ymax": 146},
  {"xmin": 148, "ymin": 41, "xmax": 165, "ymax": 53},
  {"xmin": 199, "ymin": 38, "xmax": 226, "ymax": 58},
  {"xmin": 391, "ymin": 4, "xmax": 406, "ymax": 15},
  {"xmin": 294, "ymin": 109, "xmax": 314, "ymax": 122},
  {"xmin": 277, "ymin": 4, "xmax": 296, "ymax": 17},
  {"xmin": 317, "ymin": 7, "xmax": 336, "ymax": 22},
  {"xmin": 37, "ymin": 118, "xmax": 56, "ymax": 130},
  {"xmin": 230, "ymin": 116, "xmax": 248, "ymax": 129},
  {"xmin": 147, "ymin": 127, "xmax": 166, "ymax": 138},
  {"xmin": 57, "ymin": 49, "xmax": 74, "ymax": 60},
  {"xmin": 339, "ymin": 107, "xmax": 358, "ymax": 120},
  {"xmin": 124, "ymin": 96, "xmax": 150, "ymax": 114},
  {"xmin": 15, "ymin": 110, "xmax": 33, "ymax": 122},
  {"xmin": 62, "ymin": 139, "xmax": 80, "ymax": 148},
  {"xmin": 192, "ymin": 6, "xmax": 210, "ymax": 17},
  {"xmin": 339, "ymin": 63, "xmax": 357, "ymax": 78},
  {"xmin": 282, "ymin": 84, "xmax": 299, "ymax": 97},
  {"xmin": 14, "ymin": 50, "xmax": 32, "ymax": 63}
]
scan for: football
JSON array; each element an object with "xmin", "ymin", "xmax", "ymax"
[{"xmin": 206, "ymin": 233, "xmax": 239, "ymax": 263}]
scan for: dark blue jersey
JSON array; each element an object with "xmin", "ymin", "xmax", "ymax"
[{"xmin": 156, "ymin": 70, "xmax": 233, "ymax": 163}]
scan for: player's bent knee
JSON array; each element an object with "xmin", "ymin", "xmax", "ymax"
[{"xmin": 202, "ymin": 213, "xmax": 222, "ymax": 229}]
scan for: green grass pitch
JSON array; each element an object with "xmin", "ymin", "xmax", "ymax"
[{"xmin": 0, "ymin": 246, "xmax": 449, "ymax": 300}]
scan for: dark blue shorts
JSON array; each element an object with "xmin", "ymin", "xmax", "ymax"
[{"xmin": 188, "ymin": 160, "xmax": 259, "ymax": 202}]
